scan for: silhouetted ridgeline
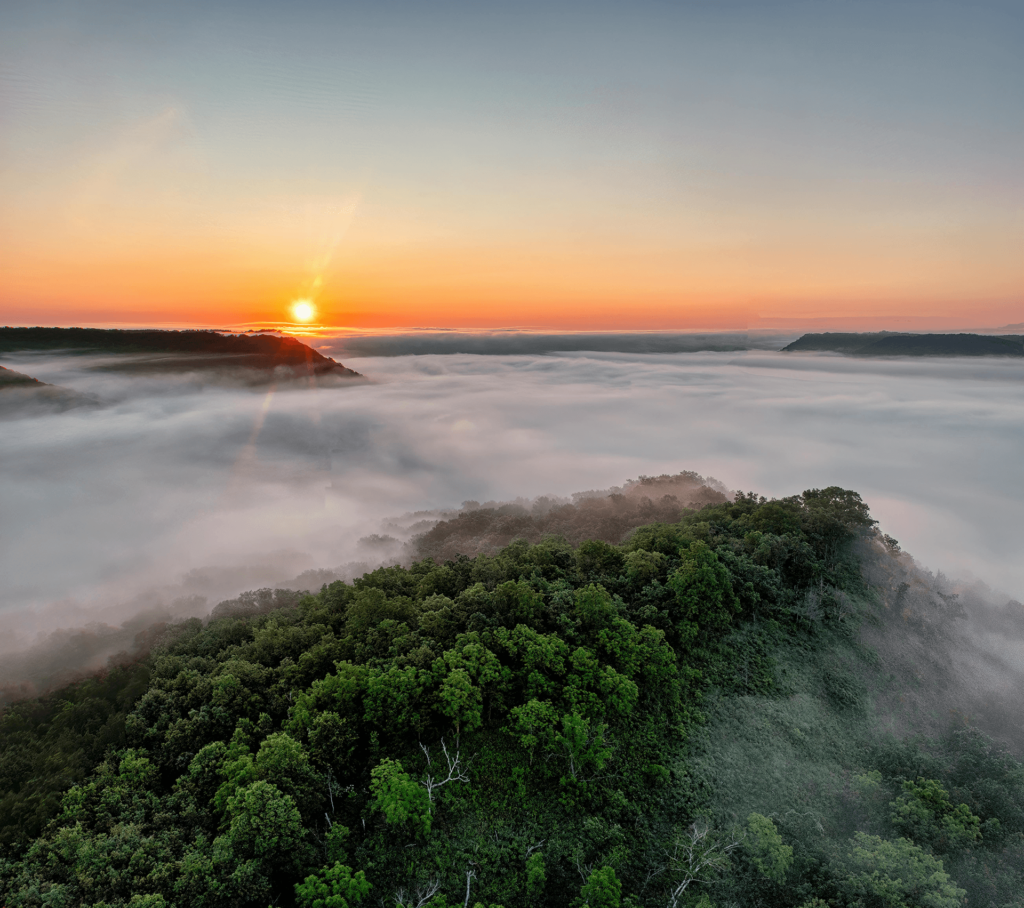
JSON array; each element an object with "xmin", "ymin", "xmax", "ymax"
[
  {"xmin": 0, "ymin": 363, "xmax": 98, "ymax": 414},
  {"xmin": 0, "ymin": 364, "xmax": 44, "ymax": 387},
  {"xmin": 0, "ymin": 327, "xmax": 362, "ymax": 378},
  {"xmin": 783, "ymin": 331, "xmax": 1024, "ymax": 356}
]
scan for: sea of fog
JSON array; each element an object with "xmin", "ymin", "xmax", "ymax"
[{"xmin": 2, "ymin": 340, "xmax": 1023, "ymax": 648}]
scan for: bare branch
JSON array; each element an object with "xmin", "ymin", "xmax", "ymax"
[
  {"xmin": 463, "ymin": 865, "xmax": 477, "ymax": 908},
  {"xmin": 574, "ymin": 855, "xmax": 595, "ymax": 883},
  {"xmin": 393, "ymin": 879, "xmax": 441, "ymax": 908},
  {"xmin": 662, "ymin": 822, "xmax": 741, "ymax": 908},
  {"xmin": 525, "ymin": 840, "xmax": 545, "ymax": 858},
  {"xmin": 419, "ymin": 736, "xmax": 470, "ymax": 803}
]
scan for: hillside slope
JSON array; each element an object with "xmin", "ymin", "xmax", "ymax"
[{"xmin": 1, "ymin": 487, "xmax": 1022, "ymax": 908}]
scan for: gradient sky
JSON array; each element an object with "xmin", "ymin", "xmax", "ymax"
[{"xmin": 2, "ymin": 0, "xmax": 1022, "ymax": 329}]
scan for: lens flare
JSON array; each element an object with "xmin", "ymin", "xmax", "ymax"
[{"xmin": 291, "ymin": 300, "xmax": 315, "ymax": 322}]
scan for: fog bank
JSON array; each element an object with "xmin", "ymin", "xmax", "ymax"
[{"xmin": 2, "ymin": 344, "xmax": 1022, "ymax": 674}]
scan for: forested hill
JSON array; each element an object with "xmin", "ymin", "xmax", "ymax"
[
  {"xmin": 0, "ymin": 364, "xmax": 98, "ymax": 414},
  {"xmin": 2, "ymin": 487, "xmax": 1024, "ymax": 908},
  {"xmin": 0, "ymin": 327, "xmax": 362, "ymax": 378},
  {"xmin": 782, "ymin": 332, "xmax": 1024, "ymax": 356},
  {"xmin": 0, "ymin": 364, "xmax": 47, "ymax": 387}
]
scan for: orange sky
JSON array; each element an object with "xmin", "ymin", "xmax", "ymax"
[
  {"xmin": 2, "ymin": 2, "xmax": 1021, "ymax": 331},
  {"xmin": 4, "ymin": 215, "xmax": 1020, "ymax": 330}
]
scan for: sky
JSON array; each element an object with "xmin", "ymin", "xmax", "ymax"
[{"xmin": 2, "ymin": 0, "xmax": 1022, "ymax": 330}]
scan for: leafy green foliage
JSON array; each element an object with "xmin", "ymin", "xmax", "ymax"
[
  {"xmin": 370, "ymin": 759, "xmax": 432, "ymax": 837},
  {"xmin": 834, "ymin": 833, "xmax": 966, "ymax": 908},
  {"xmin": 0, "ymin": 661, "xmax": 152, "ymax": 846},
  {"xmin": 890, "ymin": 779, "xmax": 982, "ymax": 853},
  {"xmin": 295, "ymin": 862, "xmax": 371, "ymax": 908},
  {"xmin": 525, "ymin": 852, "xmax": 546, "ymax": 898},
  {"xmin": 581, "ymin": 865, "xmax": 621, "ymax": 908},
  {"xmin": 743, "ymin": 813, "xmax": 793, "ymax": 884},
  {"xmin": 666, "ymin": 541, "xmax": 740, "ymax": 643},
  {"xmin": 223, "ymin": 780, "xmax": 306, "ymax": 868}
]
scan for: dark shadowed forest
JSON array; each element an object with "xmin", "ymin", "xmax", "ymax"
[
  {"xmin": 0, "ymin": 328, "xmax": 361, "ymax": 396},
  {"xmin": 781, "ymin": 333, "xmax": 1024, "ymax": 357},
  {"xmin": 2, "ymin": 478, "xmax": 1023, "ymax": 907}
]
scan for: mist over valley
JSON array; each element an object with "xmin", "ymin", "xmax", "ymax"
[
  {"xmin": 4, "ymin": 334, "xmax": 1022, "ymax": 633},
  {"xmin": 4, "ymin": 332, "xmax": 1024, "ymax": 908}
]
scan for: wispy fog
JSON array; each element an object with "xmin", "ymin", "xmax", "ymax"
[{"xmin": 2, "ymin": 343, "xmax": 1023, "ymax": 681}]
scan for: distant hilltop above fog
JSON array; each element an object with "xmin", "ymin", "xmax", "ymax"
[
  {"xmin": 783, "ymin": 331, "xmax": 1024, "ymax": 357},
  {"xmin": 0, "ymin": 363, "xmax": 46, "ymax": 388},
  {"xmin": 0, "ymin": 363, "xmax": 98, "ymax": 415},
  {"xmin": 0, "ymin": 326, "xmax": 362, "ymax": 379}
]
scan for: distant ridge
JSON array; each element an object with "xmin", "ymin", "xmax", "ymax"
[
  {"xmin": 0, "ymin": 364, "xmax": 46, "ymax": 388},
  {"xmin": 782, "ymin": 332, "xmax": 1024, "ymax": 357},
  {"xmin": 0, "ymin": 327, "xmax": 362, "ymax": 378},
  {"xmin": 0, "ymin": 364, "xmax": 98, "ymax": 415}
]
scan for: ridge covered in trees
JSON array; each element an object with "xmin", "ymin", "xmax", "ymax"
[
  {"xmin": 2, "ymin": 485, "xmax": 1023, "ymax": 907},
  {"xmin": 0, "ymin": 364, "xmax": 98, "ymax": 415},
  {"xmin": 0, "ymin": 327, "xmax": 362, "ymax": 380},
  {"xmin": 782, "ymin": 332, "xmax": 1024, "ymax": 357}
]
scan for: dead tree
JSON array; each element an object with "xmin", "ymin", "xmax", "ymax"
[
  {"xmin": 463, "ymin": 865, "xmax": 477, "ymax": 908},
  {"xmin": 645, "ymin": 822, "xmax": 741, "ymax": 908},
  {"xmin": 419, "ymin": 736, "xmax": 470, "ymax": 802},
  {"xmin": 393, "ymin": 879, "xmax": 441, "ymax": 908}
]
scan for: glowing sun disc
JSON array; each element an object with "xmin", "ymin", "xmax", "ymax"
[{"xmin": 292, "ymin": 300, "xmax": 315, "ymax": 322}]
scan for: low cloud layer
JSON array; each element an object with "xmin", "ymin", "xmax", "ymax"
[{"xmin": 2, "ymin": 344, "xmax": 1023, "ymax": 679}]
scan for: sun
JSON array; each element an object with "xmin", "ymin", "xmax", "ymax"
[{"xmin": 291, "ymin": 299, "xmax": 315, "ymax": 322}]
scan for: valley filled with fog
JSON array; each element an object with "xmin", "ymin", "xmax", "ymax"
[{"xmin": 3, "ymin": 340, "xmax": 1023, "ymax": 650}]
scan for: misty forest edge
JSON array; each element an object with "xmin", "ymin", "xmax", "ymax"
[{"xmin": 2, "ymin": 485, "xmax": 1023, "ymax": 908}]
